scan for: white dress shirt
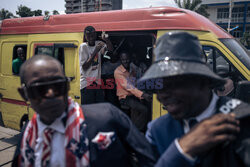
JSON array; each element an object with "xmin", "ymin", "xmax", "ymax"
[
  {"xmin": 35, "ymin": 113, "xmax": 66, "ymax": 167},
  {"xmin": 175, "ymin": 92, "xmax": 219, "ymax": 162}
]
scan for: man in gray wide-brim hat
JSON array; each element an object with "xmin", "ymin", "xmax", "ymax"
[{"xmin": 142, "ymin": 32, "xmax": 250, "ymax": 167}]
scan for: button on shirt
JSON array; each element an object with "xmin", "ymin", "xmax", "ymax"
[
  {"xmin": 175, "ymin": 92, "xmax": 219, "ymax": 162},
  {"xmin": 35, "ymin": 113, "xmax": 66, "ymax": 167}
]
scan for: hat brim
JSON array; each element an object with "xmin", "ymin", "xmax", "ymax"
[{"xmin": 139, "ymin": 60, "xmax": 226, "ymax": 89}]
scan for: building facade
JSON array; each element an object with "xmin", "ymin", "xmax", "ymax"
[
  {"xmin": 65, "ymin": 0, "xmax": 122, "ymax": 14},
  {"xmin": 202, "ymin": 0, "xmax": 250, "ymax": 39}
]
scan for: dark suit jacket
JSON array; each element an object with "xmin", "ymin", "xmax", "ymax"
[
  {"xmin": 83, "ymin": 103, "xmax": 156, "ymax": 167},
  {"xmin": 12, "ymin": 103, "xmax": 157, "ymax": 167},
  {"xmin": 146, "ymin": 96, "xmax": 250, "ymax": 167}
]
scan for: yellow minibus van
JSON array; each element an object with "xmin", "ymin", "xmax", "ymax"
[{"xmin": 0, "ymin": 6, "xmax": 249, "ymax": 130}]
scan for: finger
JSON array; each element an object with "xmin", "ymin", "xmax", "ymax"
[
  {"xmin": 212, "ymin": 123, "xmax": 240, "ymax": 135},
  {"xmin": 209, "ymin": 113, "xmax": 239, "ymax": 126},
  {"xmin": 97, "ymin": 42, "xmax": 103, "ymax": 46},
  {"xmin": 213, "ymin": 134, "xmax": 237, "ymax": 143}
]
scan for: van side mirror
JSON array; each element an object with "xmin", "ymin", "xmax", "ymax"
[
  {"xmin": 216, "ymin": 65, "xmax": 230, "ymax": 78},
  {"xmin": 235, "ymin": 81, "xmax": 250, "ymax": 103}
]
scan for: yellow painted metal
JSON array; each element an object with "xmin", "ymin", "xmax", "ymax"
[
  {"xmin": 0, "ymin": 32, "xmax": 83, "ymax": 130},
  {"xmin": 200, "ymin": 40, "xmax": 250, "ymax": 80},
  {"xmin": 1, "ymin": 102, "xmax": 27, "ymax": 130}
]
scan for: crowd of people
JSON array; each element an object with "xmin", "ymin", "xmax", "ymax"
[{"xmin": 11, "ymin": 26, "xmax": 250, "ymax": 167}]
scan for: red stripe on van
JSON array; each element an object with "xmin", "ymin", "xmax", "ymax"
[{"xmin": 2, "ymin": 98, "xmax": 28, "ymax": 106}]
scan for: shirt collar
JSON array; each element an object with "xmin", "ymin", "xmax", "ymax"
[
  {"xmin": 184, "ymin": 92, "xmax": 218, "ymax": 123},
  {"xmin": 37, "ymin": 112, "xmax": 66, "ymax": 135},
  {"xmin": 183, "ymin": 92, "xmax": 219, "ymax": 133},
  {"xmin": 196, "ymin": 92, "xmax": 219, "ymax": 122}
]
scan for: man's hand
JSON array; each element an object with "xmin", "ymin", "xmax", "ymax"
[
  {"xmin": 179, "ymin": 113, "xmax": 240, "ymax": 157},
  {"xmin": 142, "ymin": 93, "xmax": 152, "ymax": 102},
  {"xmin": 101, "ymin": 32, "xmax": 109, "ymax": 42},
  {"xmin": 82, "ymin": 41, "xmax": 105, "ymax": 70},
  {"xmin": 95, "ymin": 41, "xmax": 105, "ymax": 52}
]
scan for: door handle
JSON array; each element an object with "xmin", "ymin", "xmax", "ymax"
[
  {"xmin": 68, "ymin": 77, "xmax": 75, "ymax": 81},
  {"xmin": 74, "ymin": 96, "xmax": 80, "ymax": 99}
]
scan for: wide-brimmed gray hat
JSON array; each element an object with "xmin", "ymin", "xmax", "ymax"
[{"xmin": 140, "ymin": 32, "xmax": 225, "ymax": 88}]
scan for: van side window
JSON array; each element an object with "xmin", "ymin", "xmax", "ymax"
[
  {"xmin": 35, "ymin": 46, "xmax": 65, "ymax": 69},
  {"xmin": 12, "ymin": 45, "xmax": 27, "ymax": 75},
  {"xmin": 203, "ymin": 46, "xmax": 230, "ymax": 75},
  {"xmin": 203, "ymin": 46, "xmax": 243, "ymax": 97}
]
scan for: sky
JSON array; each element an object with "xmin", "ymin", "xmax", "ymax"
[{"xmin": 0, "ymin": 0, "xmax": 177, "ymax": 16}]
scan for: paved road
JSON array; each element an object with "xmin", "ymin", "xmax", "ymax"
[{"xmin": 0, "ymin": 126, "xmax": 20, "ymax": 167}]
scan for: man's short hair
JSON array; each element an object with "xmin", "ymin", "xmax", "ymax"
[
  {"xmin": 84, "ymin": 26, "xmax": 96, "ymax": 34},
  {"xmin": 19, "ymin": 55, "xmax": 62, "ymax": 84},
  {"xmin": 119, "ymin": 51, "xmax": 131, "ymax": 59},
  {"xmin": 17, "ymin": 47, "xmax": 24, "ymax": 51}
]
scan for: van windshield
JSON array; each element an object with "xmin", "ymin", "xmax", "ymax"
[{"xmin": 220, "ymin": 38, "xmax": 250, "ymax": 70}]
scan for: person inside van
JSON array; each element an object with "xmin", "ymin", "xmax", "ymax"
[
  {"xmin": 114, "ymin": 51, "xmax": 152, "ymax": 133},
  {"xmin": 79, "ymin": 26, "xmax": 113, "ymax": 104},
  {"xmin": 12, "ymin": 47, "xmax": 26, "ymax": 75},
  {"xmin": 101, "ymin": 52, "xmax": 121, "ymax": 106},
  {"xmin": 12, "ymin": 55, "xmax": 157, "ymax": 167},
  {"xmin": 130, "ymin": 52, "xmax": 148, "ymax": 80},
  {"xmin": 140, "ymin": 32, "xmax": 250, "ymax": 167}
]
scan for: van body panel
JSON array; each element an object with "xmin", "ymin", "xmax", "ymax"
[
  {"xmin": 1, "ymin": 100, "xmax": 27, "ymax": 130},
  {"xmin": 0, "ymin": 38, "xmax": 29, "ymax": 130},
  {"xmin": 200, "ymin": 41, "xmax": 249, "ymax": 80},
  {"xmin": 0, "ymin": 32, "xmax": 82, "ymax": 130}
]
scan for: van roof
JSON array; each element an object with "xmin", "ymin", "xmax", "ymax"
[{"xmin": 0, "ymin": 6, "xmax": 231, "ymax": 38}]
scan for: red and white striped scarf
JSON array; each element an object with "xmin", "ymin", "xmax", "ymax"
[{"xmin": 19, "ymin": 97, "xmax": 89, "ymax": 167}]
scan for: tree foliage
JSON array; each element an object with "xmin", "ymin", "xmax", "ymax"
[
  {"xmin": 34, "ymin": 9, "xmax": 42, "ymax": 16},
  {"xmin": 53, "ymin": 10, "xmax": 59, "ymax": 15},
  {"xmin": 16, "ymin": 5, "xmax": 34, "ymax": 17},
  {"xmin": 44, "ymin": 10, "xmax": 50, "ymax": 16},
  {"xmin": 3, "ymin": 4, "xmax": 60, "ymax": 18},
  {"xmin": 0, "ymin": 8, "xmax": 14, "ymax": 20},
  {"xmin": 174, "ymin": 0, "xmax": 209, "ymax": 18}
]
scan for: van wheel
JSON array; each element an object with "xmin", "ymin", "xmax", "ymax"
[
  {"xmin": 0, "ymin": 112, "xmax": 4, "ymax": 127},
  {"xmin": 20, "ymin": 115, "xmax": 28, "ymax": 130}
]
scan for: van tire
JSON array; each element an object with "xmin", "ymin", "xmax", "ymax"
[
  {"xmin": 0, "ymin": 112, "xmax": 4, "ymax": 127},
  {"xmin": 20, "ymin": 114, "xmax": 28, "ymax": 130}
]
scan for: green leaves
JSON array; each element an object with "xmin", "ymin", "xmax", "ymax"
[
  {"xmin": 16, "ymin": 5, "xmax": 34, "ymax": 17},
  {"xmin": 0, "ymin": 8, "xmax": 14, "ymax": 20}
]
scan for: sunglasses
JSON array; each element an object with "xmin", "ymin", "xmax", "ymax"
[{"xmin": 24, "ymin": 78, "xmax": 69, "ymax": 99}]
